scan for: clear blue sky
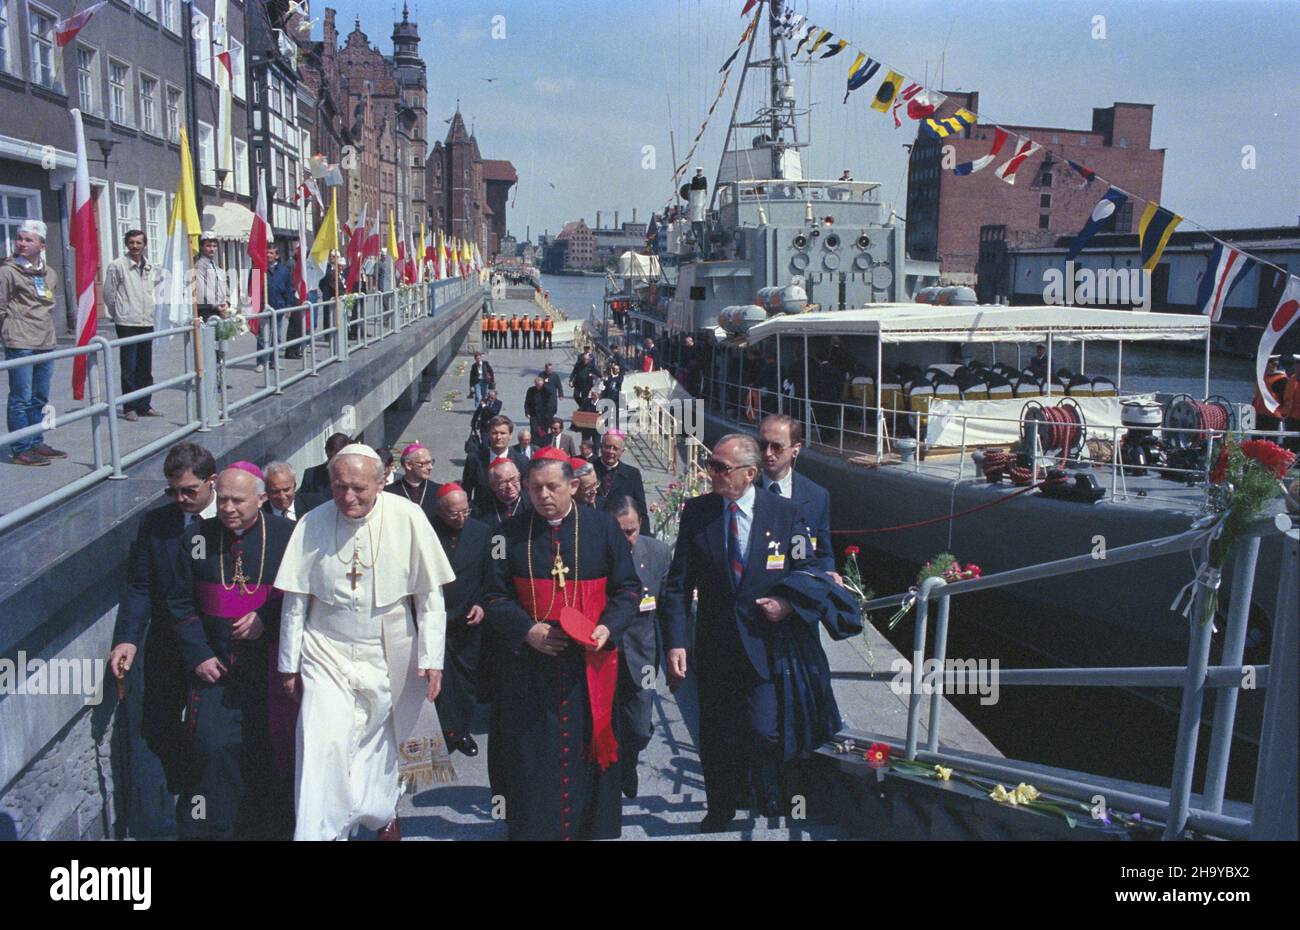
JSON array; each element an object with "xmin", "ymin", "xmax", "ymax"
[{"xmin": 324, "ymin": 0, "xmax": 1298, "ymax": 241}]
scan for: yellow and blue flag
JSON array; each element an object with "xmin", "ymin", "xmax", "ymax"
[{"xmin": 1138, "ymin": 203, "xmax": 1183, "ymax": 271}]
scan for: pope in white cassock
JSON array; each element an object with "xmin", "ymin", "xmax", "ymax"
[{"xmin": 275, "ymin": 444, "xmax": 457, "ymax": 841}]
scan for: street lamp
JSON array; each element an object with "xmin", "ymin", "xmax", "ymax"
[{"xmin": 91, "ymin": 137, "xmax": 116, "ymax": 167}]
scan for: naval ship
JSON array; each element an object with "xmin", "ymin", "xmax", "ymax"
[{"xmin": 594, "ymin": 0, "xmax": 1296, "ymax": 671}]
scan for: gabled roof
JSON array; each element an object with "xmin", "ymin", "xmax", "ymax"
[{"xmin": 483, "ymin": 159, "xmax": 518, "ymax": 183}]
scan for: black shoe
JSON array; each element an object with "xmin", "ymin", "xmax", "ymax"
[
  {"xmin": 452, "ymin": 734, "xmax": 479, "ymax": 757},
  {"xmin": 698, "ymin": 810, "xmax": 737, "ymax": 834},
  {"xmin": 622, "ymin": 764, "xmax": 639, "ymax": 800}
]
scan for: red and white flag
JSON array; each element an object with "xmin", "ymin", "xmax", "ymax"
[
  {"xmin": 56, "ymin": 2, "xmax": 107, "ymax": 48},
  {"xmin": 69, "ymin": 108, "xmax": 99, "ymax": 401},
  {"xmin": 1255, "ymin": 275, "xmax": 1300, "ymax": 418},
  {"xmin": 245, "ymin": 170, "xmax": 269, "ymax": 335},
  {"xmin": 345, "ymin": 203, "xmax": 367, "ymax": 292},
  {"xmin": 215, "ymin": 50, "xmax": 234, "ymax": 81},
  {"xmin": 995, "ymin": 137, "xmax": 1041, "ymax": 185}
]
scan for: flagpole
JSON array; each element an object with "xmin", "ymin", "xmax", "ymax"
[{"xmin": 333, "ymin": 189, "xmax": 342, "ymax": 346}]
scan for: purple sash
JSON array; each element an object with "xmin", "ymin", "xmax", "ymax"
[{"xmin": 196, "ymin": 581, "xmax": 274, "ymax": 618}]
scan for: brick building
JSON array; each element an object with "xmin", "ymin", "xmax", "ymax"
[
  {"xmin": 482, "ymin": 157, "xmax": 517, "ymax": 259},
  {"xmin": 906, "ymin": 91, "xmax": 1166, "ymax": 288}
]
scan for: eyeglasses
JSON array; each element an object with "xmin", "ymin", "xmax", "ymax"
[
  {"xmin": 758, "ymin": 441, "xmax": 788, "ymax": 453},
  {"xmin": 704, "ymin": 459, "xmax": 748, "ymax": 475},
  {"xmin": 406, "ymin": 459, "xmax": 434, "ymax": 467},
  {"xmin": 445, "ymin": 508, "xmax": 472, "ymax": 518},
  {"xmin": 165, "ymin": 483, "xmax": 207, "ymax": 499}
]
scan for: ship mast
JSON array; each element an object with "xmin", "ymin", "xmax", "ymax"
[{"xmin": 710, "ymin": 0, "xmax": 808, "ymax": 210}]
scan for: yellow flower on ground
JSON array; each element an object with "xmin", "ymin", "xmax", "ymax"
[{"xmin": 935, "ymin": 765, "xmax": 952, "ymax": 781}]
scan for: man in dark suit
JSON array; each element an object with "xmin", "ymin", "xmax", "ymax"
[
  {"xmin": 540, "ymin": 361, "xmax": 564, "ymax": 399},
  {"xmin": 524, "ymin": 375, "xmax": 558, "ymax": 442},
  {"xmin": 460, "ymin": 415, "xmax": 529, "ymax": 507},
  {"xmin": 594, "ymin": 430, "xmax": 648, "ymax": 529},
  {"xmin": 262, "ymin": 462, "xmax": 325, "ymax": 522},
  {"xmin": 469, "ymin": 351, "xmax": 495, "ymax": 404},
  {"xmin": 610, "ymin": 496, "xmax": 671, "ymax": 799},
  {"xmin": 569, "ymin": 351, "xmax": 598, "ymax": 400},
  {"xmin": 430, "ymin": 483, "xmax": 492, "ymax": 758},
  {"xmin": 472, "ymin": 458, "xmax": 531, "ymax": 532},
  {"xmin": 471, "ymin": 389, "xmax": 503, "ymax": 441},
  {"xmin": 511, "ymin": 428, "xmax": 537, "ymax": 464},
  {"xmin": 384, "ymin": 443, "xmax": 439, "ymax": 524},
  {"xmin": 755, "ymin": 414, "xmax": 836, "ymax": 574},
  {"xmin": 108, "ymin": 441, "xmax": 218, "ymax": 838},
  {"xmin": 299, "ymin": 432, "xmax": 351, "ymax": 495},
  {"xmin": 660, "ymin": 433, "xmax": 817, "ymax": 832}
]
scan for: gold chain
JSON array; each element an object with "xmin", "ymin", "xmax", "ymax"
[
  {"xmin": 335, "ymin": 494, "xmax": 385, "ymax": 571},
  {"xmin": 526, "ymin": 504, "xmax": 580, "ymax": 621},
  {"xmin": 219, "ymin": 513, "xmax": 267, "ymax": 595},
  {"xmin": 400, "ymin": 479, "xmax": 427, "ymax": 508}
]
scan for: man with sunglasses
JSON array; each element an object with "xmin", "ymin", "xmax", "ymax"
[
  {"xmin": 661, "ymin": 433, "xmax": 827, "ymax": 832},
  {"xmin": 108, "ymin": 442, "xmax": 218, "ymax": 838},
  {"xmin": 755, "ymin": 414, "xmax": 835, "ymax": 574}
]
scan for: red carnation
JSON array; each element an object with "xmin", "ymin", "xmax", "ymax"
[
  {"xmin": 844, "ymin": 545, "xmax": 860, "ymax": 557},
  {"xmin": 965, "ymin": 563, "xmax": 982, "ymax": 578},
  {"xmin": 1209, "ymin": 446, "xmax": 1230, "ymax": 484},
  {"xmin": 864, "ymin": 742, "xmax": 891, "ymax": 769},
  {"xmin": 1239, "ymin": 440, "xmax": 1296, "ymax": 479}
]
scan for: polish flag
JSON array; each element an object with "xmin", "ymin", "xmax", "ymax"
[
  {"xmin": 215, "ymin": 50, "xmax": 234, "ymax": 81},
  {"xmin": 69, "ymin": 109, "xmax": 99, "ymax": 401},
  {"xmin": 246, "ymin": 170, "xmax": 269, "ymax": 335},
  {"xmin": 56, "ymin": 2, "xmax": 107, "ymax": 48},
  {"xmin": 345, "ymin": 203, "xmax": 367, "ymax": 292}
]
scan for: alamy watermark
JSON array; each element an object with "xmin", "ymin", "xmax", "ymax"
[
  {"xmin": 0, "ymin": 652, "xmax": 106, "ymax": 706},
  {"xmin": 594, "ymin": 396, "xmax": 702, "ymax": 438},
  {"xmin": 890, "ymin": 652, "xmax": 1000, "ymax": 706},
  {"xmin": 1043, "ymin": 260, "xmax": 1150, "ymax": 311}
]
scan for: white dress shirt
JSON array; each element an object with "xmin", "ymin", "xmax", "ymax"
[{"xmin": 727, "ymin": 484, "xmax": 756, "ymax": 560}]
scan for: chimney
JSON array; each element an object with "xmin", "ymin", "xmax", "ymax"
[
  {"xmin": 614, "ymin": 210, "xmax": 620, "ymax": 228},
  {"xmin": 632, "ymin": 207, "xmax": 637, "ymax": 223},
  {"xmin": 596, "ymin": 211, "xmax": 601, "ymax": 229}
]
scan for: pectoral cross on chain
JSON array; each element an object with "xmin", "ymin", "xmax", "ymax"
[
  {"xmin": 231, "ymin": 554, "xmax": 249, "ymax": 588},
  {"xmin": 551, "ymin": 552, "xmax": 569, "ymax": 589},
  {"xmin": 347, "ymin": 550, "xmax": 364, "ymax": 591}
]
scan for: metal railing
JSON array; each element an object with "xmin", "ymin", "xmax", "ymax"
[
  {"xmin": 701, "ymin": 373, "xmax": 1298, "ymax": 508},
  {"xmin": 853, "ymin": 514, "xmax": 1296, "ymax": 840},
  {"xmin": 0, "ymin": 278, "xmax": 481, "ymax": 535}
]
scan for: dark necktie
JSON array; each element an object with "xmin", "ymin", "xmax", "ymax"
[
  {"xmin": 727, "ymin": 502, "xmax": 744, "ymax": 587},
  {"xmin": 769, "ymin": 481, "xmax": 781, "ymax": 496},
  {"xmin": 603, "ymin": 468, "xmax": 614, "ymax": 494}
]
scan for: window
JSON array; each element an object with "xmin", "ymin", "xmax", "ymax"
[
  {"xmin": 114, "ymin": 184, "xmax": 140, "ymax": 249},
  {"xmin": 1118, "ymin": 137, "xmax": 1128, "ymax": 149},
  {"xmin": 166, "ymin": 86, "xmax": 182, "ymax": 142},
  {"xmin": 229, "ymin": 37, "xmax": 244, "ymax": 101},
  {"xmin": 1040, "ymin": 194, "xmax": 1052, "ymax": 209},
  {"xmin": 1, "ymin": 185, "xmax": 41, "ymax": 258},
  {"xmin": 0, "ymin": 0, "xmax": 12, "ymax": 76},
  {"xmin": 139, "ymin": 74, "xmax": 159, "ymax": 135},
  {"xmin": 109, "ymin": 60, "xmax": 131, "ymax": 125},
  {"xmin": 232, "ymin": 138, "xmax": 248, "ymax": 196},
  {"xmin": 144, "ymin": 191, "xmax": 165, "ymax": 264},
  {"xmin": 161, "ymin": 0, "xmax": 178, "ymax": 33},
  {"xmin": 1038, "ymin": 171, "xmax": 1052, "ymax": 188},
  {"xmin": 76, "ymin": 46, "xmax": 99, "ymax": 116},
  {"xmin": 192, "ymin": 9, "xmax": 210, "ymax": 81},
  {"xmin": 134, "ymin": 0, "xmax": 155, "ymax": 19},
  {"xmin": 28, "ymin": 6, "xmax": 58, "ymax": 90},
  {"xmin": 1038, "ymin": 214, "xmax": 1049, "ymax": 230},
  {"xmin": 197, "ymin": 121, "xmax": 215, "ymax": 185},
  {"xmin": 1079, "ymin": 136, "xmax": 1088, "ymax": 146}
]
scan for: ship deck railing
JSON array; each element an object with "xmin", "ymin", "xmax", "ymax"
[
  {"xmin": 700, "ymin": 374, "xmax": 1299, "ymax": 510},
  {"xmin": 851, "ymin": 514, "xmax": 1297, "ymax": 840},
  {"xmin": 0, "ymin": 278, "xmax": 481, "ymax": 535}
]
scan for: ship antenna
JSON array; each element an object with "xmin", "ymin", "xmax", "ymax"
[{"xmin": 707, "ymin": 0, "xmax": 768, "ymax": 212}]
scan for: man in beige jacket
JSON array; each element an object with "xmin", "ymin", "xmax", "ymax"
[
  {"xmin": 105, "ymin": 229, "xmax": 163, "ymax": 420},
  {"xmin": 0, "ymin": 220, "xmax": 66, "ymax": 466}
]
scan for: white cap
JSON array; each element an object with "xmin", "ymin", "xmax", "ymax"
[
  {"xmin": 19, "ymin": 219, "xmax": 47, "ymax": 240},
  {"xmin": 336, "ymin": 443, "xmax": 381, "ymax": 462}
]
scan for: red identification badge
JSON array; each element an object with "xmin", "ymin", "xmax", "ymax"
[{"xmin": 559, "ymin": 605, "xmax": 596, "ymax": 644}]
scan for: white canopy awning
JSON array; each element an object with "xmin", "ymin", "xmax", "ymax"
[{"xmin": 744, "ymin": 304, "xmax": 1211, "ymax": 344}]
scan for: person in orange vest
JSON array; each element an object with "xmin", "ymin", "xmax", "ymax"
[
  {"xmin": 507, "ymin": 314, "xmax": 518, "ymax": 349},
  {"xmin": 521, "ymin": 310, "xmax": 532, "ymax": 349},
  {"xmin": 1254, "ymin": 356, "xmax": 1289, "ymax": 433},
  {"xmin": 531, "ymin": 315, "xmax": 542, "ymax": 350},
  {"xmin": 495, "ymin": 314, "xmax": 507, "ymax": 348},
  {"xmin": 481, "ymin": 312, "xmax": 491, "ymax": 349},
  {"xmin": 543, "ymin": 315, "xmax": 554, "ymax": 349}
]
